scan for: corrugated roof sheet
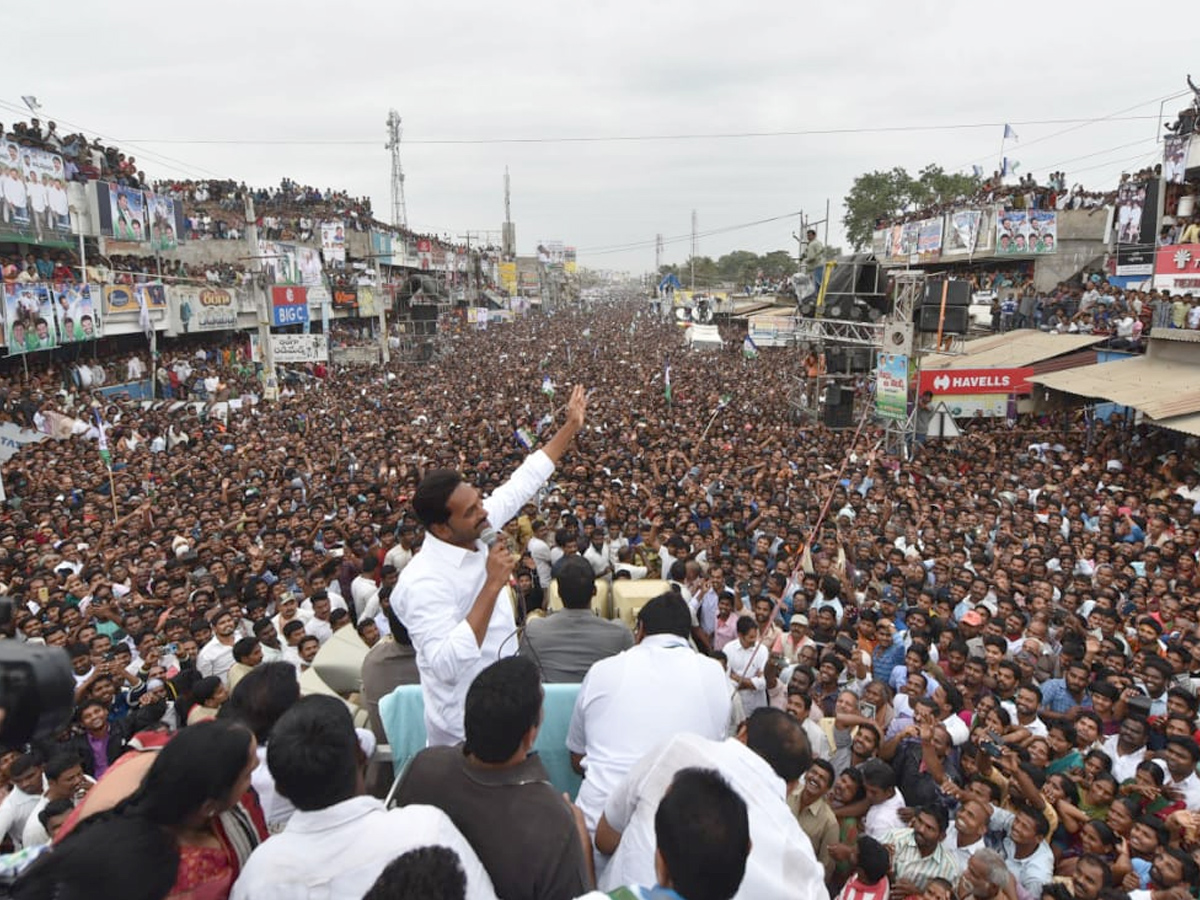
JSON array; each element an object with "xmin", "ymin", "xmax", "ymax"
[
  {"xmin": 1029, "ymin": 356, "xmax": 1200, "ymax": 419},
  {"xmin": 922, "ymin": 330, "xmax": 1107, "ymax": 370}
]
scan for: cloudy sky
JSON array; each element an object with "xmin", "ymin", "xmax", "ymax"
[{"xmin": 5, "ymin": 1, "xmax": 1194, "ymax": 272}]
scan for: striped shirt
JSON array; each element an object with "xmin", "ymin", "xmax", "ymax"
[{"xmin": 880, "ymin": 827, "xmax": 962, "ymax": 890}]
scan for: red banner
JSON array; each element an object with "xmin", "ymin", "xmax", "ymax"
[
  {"xmin": 271, "ymin": 285, "xmax": 307, "ymax": 308},
  {"xmin": 918, "ymin": 367, "xmax": 1034, "ymax": 395},
  {"xmin": 1153, "ymin": 244, "xmax": 1200, "ymax": 296}
]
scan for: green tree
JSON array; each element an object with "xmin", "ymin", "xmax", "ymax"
[{"xmin": 842, "ymin": 164, "xmax": 980, "ymax": 251}]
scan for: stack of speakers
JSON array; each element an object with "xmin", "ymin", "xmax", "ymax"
[
  {"xmin": 823, "ymin": 383, "xmax": 855, "ymax": 428},
  {"xmin": 917, "ymin": 279, "xmax": 970, "ymax": 334}
]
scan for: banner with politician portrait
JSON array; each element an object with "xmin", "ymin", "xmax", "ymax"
[
  {"xmin": 259, "ymin": 240, "xmax": 324, "ymax": 288},
  {"xmin": 106, "ymin": 184, "xmax": 149, "ymax": 243},
  {"xmin": 1165, "ymin": 136, "xmax": 1190, "ymax": 185},
  {"xmin": 4, "ymin": 284, "xmax": 58, "ymax": 355},
  {"xmin": 321, "ymin": 222, "xmax": 346, "ymax": 266},
  {"xmin": 942, "ymin": 210, "xmax": 982, "ymax": 258},
  {"xmin": 0, "ymin": 140, "xmax": 71, "ymax": 241},
  {"xmin": 54, "ymin": 284, "xmax": 100, "ymax": 342},
  {"xmin": 996, "ymin": 210, "xmax": 1032, "ymax": 255},
  {"xmin": 1115, "ymin": 180, "xmax": 1149, "ymax": 245},
  {"xmin": 147, "ymin": 194, "xmax": 183, "ymax": 251},
  {"xmin": 1027, "ymin": 210, "xmax": 1057, "ymax": 254},
  {"xmin": 916, "ymin": 218, "xmax": 943, "ymax": 263}
]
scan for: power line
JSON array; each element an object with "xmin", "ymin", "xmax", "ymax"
[
  {"xmin": 0, "ymin": 97, "xmax": 226, "ymax": 181},
  {"xmin": 116, "ymin": 115, "xmax": 1163, "ymax": 147},
  {"xmin": 579, "ymin": 211, "xmax": 804, "ymax": 256}
]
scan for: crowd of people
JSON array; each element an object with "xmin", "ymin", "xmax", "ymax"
[
  {"xmin": 875, "ymin": 170, "xmax": 1119, "ymax": 233},
  {"xmin": 2, "ymin": 118, "xmax": 148, "ymax": 191},
  {"xmin": 0, "ymin": 299, "xmax": 1195, "ymax": 900}
]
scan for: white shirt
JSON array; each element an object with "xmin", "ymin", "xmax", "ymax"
[
  {"xmin": 600, "ymin": 735, "xmax": 825, "ymax": 900},
  {"xmin": 526, "ymin": 536, "xmax": 553, "ymax": 588},
  {"xmin": 383, "ymin": 542, "xmax": 413, "ymax": 576},
  {"xmin": 0, "ymin": 782, "xmax": 44, "ymax": 848},
  {"xmin": 1152, "ymin": 759, "xmax": 1200, "ymax": 811},
  {"xmin": 229, "ymin": 796, "xmax": 497, "ymax": 900},
  {"xmin": 583, "ymin": 542, "xmax": 612, "ymax": 578},
  {"xmin": 802, "ymin": 718, "xmax": 832, "ymax": 761},
  {"xmin": 567, "ymin": 633, "xmax": 731, "ymax": 831},
  {"xmin": 349, "ymin": 575, "xmax": 378, "ymax": 622},
  {"xmin": 723, "ymin": 640, "xmax": 769, "ymax": 716},
  {"xmin": 394, "ymin": 450, "xmax": 554, "ymax": 746},
  {"xmin": 253, "ymin": 744, "xmax": 295, "ymax": 832},
  {"xmin": 304, "ymin": 617, "xmax": 333, "ymax": 645},
  {"xmin": 864, "ymin": 790, "xmax": 906, "ymax": 838},
  {"xmin": 942, "ymin": 713, "xmax": 970, "ymax": 747},
  {"xmin": 197, "ymin": 636, "xmax": 237, "ymax": 684},
  {"xmin": 1101, "ymin": 734, "xmax": 1146, "ymax": 784},
  {"xmin": 943, "ymin": 823, "xmax": 986, "ymax": 872}
]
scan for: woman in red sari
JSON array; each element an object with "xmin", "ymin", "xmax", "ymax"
[{"xmin": 17, "ymin": 720, "xmax": 266, "ymax": 900}]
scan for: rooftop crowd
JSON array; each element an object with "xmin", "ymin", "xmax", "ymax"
[
  {"xmin": 875, "ymin": 169, "xmax": 1131, "ymax": 232},
  {"xmin": 0, "ymin": 299, "xmax": 1196, "ymax": 900}
]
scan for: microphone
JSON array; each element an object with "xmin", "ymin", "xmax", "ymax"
[{"xmin": 479, "ymin": 527, "xmax": 498, "ymax": 548}]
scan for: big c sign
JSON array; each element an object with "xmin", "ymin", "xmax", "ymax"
[
  {"xmin": 271, "ymin": 286, "xmax": 309, "ymax": 326},
  {"xmin": 918, "ymin": 367, "xmax": 1034, "ymax": 395}
]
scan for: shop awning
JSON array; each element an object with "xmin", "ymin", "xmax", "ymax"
[
  {"xmin": 922, "ymin": 330, "xmax": 1107, "ymax": 370},
  {"xmin": 1029, "ymin": 356, "xmax": 1200, "ymax": 420}
]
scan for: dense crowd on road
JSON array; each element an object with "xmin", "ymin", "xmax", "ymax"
[{"xmin": 0, "ymin": 299, "xmax": 1195, "ymax": 900}]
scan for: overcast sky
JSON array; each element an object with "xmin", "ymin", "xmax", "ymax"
[{"xmin": 5, "ymin": 1, "xmax": 1194, "ymax": 273}]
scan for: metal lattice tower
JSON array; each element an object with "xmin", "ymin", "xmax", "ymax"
[{"xmin": 385, "ymin": 110, "xmax": 408, "ymax": 229}]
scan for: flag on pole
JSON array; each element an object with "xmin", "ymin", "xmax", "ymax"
[
  {"xmin": 1002, "ymin": 158, "xmax": 1021, "ymax": 177},
  {"xmin": 743, "ymin": 335, "xmax": 759, "ymax": 360},
  {"xmin": 663, "ymin": 358, "xmax": 672, "ymax": 404},
  {"xmin": 94, "ymin": 408, "xmax": 111, "ymax": 467},
  {"xmin": 972, "ymin": 165, "xmax": 984, "ymax": 178},
  {"xmin": 1003, "ymin": 124, "xmax": 1019, "ymax": 141},
  {"xmin": 514, "ymin": 427, "xmax": 536, "ymax": 449},
  {"xmin": 541, "ymin": 375, "xmax": 554, "ymax": 397}
]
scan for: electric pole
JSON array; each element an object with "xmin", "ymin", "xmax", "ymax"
[
  {"xmin": 690, "ymin": 210, "xmax": 697, "ymax": 290},
  {"xmin": 385, "ymin": 110, "xmax": 408, "ymax": 229},
  {"xmin": 655, "ymin": 233, "xmax": 663, "ymax": 274}
]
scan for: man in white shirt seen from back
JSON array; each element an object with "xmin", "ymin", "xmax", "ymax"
[
  {"xmin": 230, "ymin": 695, "xmax": 496, "ymax": 900},
  {"xmin": 567, "ymin": 592, "xmax": 731, "ymax": 832},
  {"xmin": 596, "ymin": 707, "xmax": 826, "ymax": 900},
  {"xmin": 0, "ymin": 754, "xmax": 44, "ymax": 849}
]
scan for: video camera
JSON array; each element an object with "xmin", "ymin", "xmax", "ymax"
[{"xmin": 0, "ymin": 597, "xmax": 75, "ymax": 747}]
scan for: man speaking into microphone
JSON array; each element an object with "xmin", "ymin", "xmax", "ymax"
[{"xmin": 395, "ymin": 385, "xmax": 588, "ymax": 746}]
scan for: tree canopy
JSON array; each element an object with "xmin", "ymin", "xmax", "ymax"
[
  {"xmin": 658, "ymin": 247, "xmax": 835, "ymax": 288},
  {"xmin": 842, "ymin": 164, "xmax": 982, "ymax": 251}
]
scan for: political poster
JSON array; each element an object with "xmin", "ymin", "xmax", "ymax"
[
  {"xmin": 1115, "ymin": 180, "xmax": 1150, "ymax": 245},
  {"xmin": 996, "ymin": 210, "xmax": 1031, "ymax": 255},
  {"xmin": 259, "ymin": 241, "xmax": 324, "ymax": 287},
  {"xmin": 1165, "ymin": 136, "xmax": 1190, "ymax": 185},
  {"xmin": 321, "ymin": 221, "xmax": 346, "ymax": 266},
  {"xmin": 176, "ymin": 286, "xmax": 237, "ymax": 332},
  {"xmin": 54, "ymin": 284, "xmax": 100, "ymax": 342},
  {"xmin": 417, "ymin": 239, "xmax": 433, "ymax": 270},
  {"xmin": 876, "ymin": 353, "xmax": 909, "ymax": 421},
  {"xmin": 899, "ymin": 222, "xmax": 920, "ymax": 259},
  {"xmin": 147, "ymin": 194, "xmax": 183, "ymax": 251},
  {"xmin": 106, "ymin": 184, "xmax": 149, "ymax": 242},
  {"xmin": 0, "ymin": 140, "xmax": 71, "ymax": 241},
  {"xmin": 916, "ymin": 218, "xmax": 943, "ymax": 263},
  {"xmin": 4, "ymin": 284, "xmax": 58, "ymax": 355},
  {"xmin": 942, "ymin": 210, "xmax": 982, "ymax": 258},
  {"xmin": 1027, "ymin": 210, "xmax": 1057, "ymax": 254},
  {"xmin": 499, "ymin": 261, "xmax": 517, "ymax": 295},
  {"xmin": 565, "ymin": 247, "xmax": 577, "ymax": 275}
]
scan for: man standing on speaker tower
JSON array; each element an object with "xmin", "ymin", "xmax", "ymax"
[{"xmin": 395, "ymin": 385, "xmax": 589, "ymax": 746}]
